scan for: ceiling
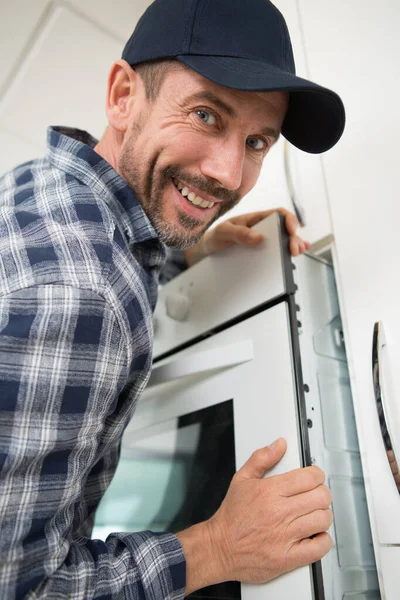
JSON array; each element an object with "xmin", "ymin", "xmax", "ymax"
[{"xmin": 0, "ymin": 0, "xmax": 152, "ymax": 173}]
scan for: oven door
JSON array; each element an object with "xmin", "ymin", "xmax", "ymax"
[{"xmin": 94, "ymin": 302, "xmax": 316, "ymax": 600}]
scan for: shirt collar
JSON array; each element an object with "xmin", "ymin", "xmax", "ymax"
[{"xmin": 46, "ymin": 126, "xmax": 166, "ymax": 263}]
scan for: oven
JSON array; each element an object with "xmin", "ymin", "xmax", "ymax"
[{"xmin": 93, "ymin": 213, "xmax": 380, "ymax": 600}]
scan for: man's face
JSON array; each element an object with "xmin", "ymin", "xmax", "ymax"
[{"xmin": 118, "ymin": 65, "xmax": 288, "ymax": 248}]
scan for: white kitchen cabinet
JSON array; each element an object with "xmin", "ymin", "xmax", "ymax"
[{"xmin": 298, "ymin": 1, "xmax": 400, "ymax": 596}]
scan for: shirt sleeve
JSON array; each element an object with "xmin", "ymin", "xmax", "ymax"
[
  {"xmin": 159, "ymin": 248, "xmax": 187, "ymax": 286},
  {"xmin": 0, "ymin": 284, "xmax": 186, "ymax": 600}
]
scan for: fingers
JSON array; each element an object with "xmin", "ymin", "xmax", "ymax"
[
  {"xmin": 290, "ymin": 235, "xmax": 311, "ymax": 256},
  {"xmin": 234, "ymin": 208, "xmax": 296, "ymax": 232},
  {"xmin": 222, "ymin": 210, "xmax": 311, "ymax": 256},
  {"xmin": 233, "ymin": 225, "xmax": 264, "ymax": 246},
  {"xmin": 236, "ymin": 438, "xmax": 287, "ymax": 480},
  {"xmin": 282, "ymin": 211, "xmax": 310, "ymax": 256},
  {"xmin": 232, "ymin": 209, "xmax": 277, "ymax": 227},
  {"xmin": 285, "ymin": 211, "xmax": 299, "ymax": 236},
  {"xmin": 281, "ymin": 485, "xmax": 332, "ymax": 523},
  {"xmin": 290, "ymin": 532, "xmax": 333, "ymax": 566},
  {"xmin": 236, "ymin": 210, "xmax": 310, "ymax": 256},
  {"xmin": 288, "ymin": 508, "xmax": 333, "ymax": 540},
  {"xmin": 233, "ymin": 221, "xmax": 309, "ymax": 255},
  {"xmin": 275, "ymin": 465, "xmax": 326, "ymax": 496}
]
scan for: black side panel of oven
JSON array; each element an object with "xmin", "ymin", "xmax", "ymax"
[
  {"xmin": 286, "ymin": 293, "xmax": 325, "ymax": 600},
  {"xmin": 278, "ymin": 211, "xmax": 325, "ymax": 599}
]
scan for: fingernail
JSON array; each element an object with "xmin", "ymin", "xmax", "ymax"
[{"xmin": 270, "ymin": 439, "xmax": 280, "ymax": 450}]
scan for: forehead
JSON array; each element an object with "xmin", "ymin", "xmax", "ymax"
[{"xmin": 160, "ymin": 64, "xmax": 289, "ymax": 121}]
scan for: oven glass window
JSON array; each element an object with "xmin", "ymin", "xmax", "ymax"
[{"xmin": 93, "ymin": 399, "xmax": 240, "ymax": 599}]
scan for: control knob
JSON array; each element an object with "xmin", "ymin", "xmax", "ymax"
[{"xmin": 165, "ymin": 293, "xmax": 191, "ymax": 322}]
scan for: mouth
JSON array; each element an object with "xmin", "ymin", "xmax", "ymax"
[{"xmin": 172, "ymin": 177, "xmax": 219, "ymax": 210}]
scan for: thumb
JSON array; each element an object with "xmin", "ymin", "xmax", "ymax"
[{"xmin": 237, "ymin": 438, "xmax": 287, "ymax": 480}]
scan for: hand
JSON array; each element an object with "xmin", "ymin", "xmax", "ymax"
[
  {"xmin": 184, "ymin": 209, "xmax": 311, "ymax": 267},
  {"xmin": 207, "ymin": 438, "xmax": 332, "ymax": 585}
]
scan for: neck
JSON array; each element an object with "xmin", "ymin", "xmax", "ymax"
[{"xmin": 94, "ymin": 126, "xmax": 123, "ymax": 172}]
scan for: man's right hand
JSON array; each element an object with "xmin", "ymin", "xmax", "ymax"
[{"xmin": 177, "ymin": 438, "xmax": 333, "ymax": 595}]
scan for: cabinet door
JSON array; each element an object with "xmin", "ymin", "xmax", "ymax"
[{"xmin": 299, "ymin": 0, "xmax": 400, "ymax": 593}]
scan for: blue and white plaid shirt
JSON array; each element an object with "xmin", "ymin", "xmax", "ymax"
[{"xmin": 0, "ymin": 127, "xmax": 186, "ymax": 599}]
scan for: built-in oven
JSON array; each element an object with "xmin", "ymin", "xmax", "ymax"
[{"xmin": 93, "ymin": 214, "xmax": 380, "ymax": 600}]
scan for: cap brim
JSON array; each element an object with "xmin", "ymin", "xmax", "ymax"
[{"xmin": 177, "ymin": 55, "xmax": 345, "ymax": 154}]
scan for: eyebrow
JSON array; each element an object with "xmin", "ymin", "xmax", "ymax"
[{"xmin": 186, "ymin": 91, "xmax": 281, "ymax": 142}]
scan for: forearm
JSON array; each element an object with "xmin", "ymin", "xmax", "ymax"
[{"xmin": 26, "ymin": 532, "xmax": 185, "ymax": 600}]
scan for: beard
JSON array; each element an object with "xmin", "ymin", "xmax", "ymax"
[{"xmin": 118, "ymin": 131, "xmax": 239, "ymax": 249}]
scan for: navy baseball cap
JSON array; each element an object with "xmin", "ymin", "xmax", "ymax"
[{"xmin": 122, "ymin": 0, "xmax": 345, "ymax": 154}]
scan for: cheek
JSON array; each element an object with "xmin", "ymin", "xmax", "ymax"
[
  {"xmin": 159, "ymin": 124, "xmax": 211, "ymax": 160},
  {"xmin": 241, "ymin": 160, "xmax": 263, "ymax": 195}
]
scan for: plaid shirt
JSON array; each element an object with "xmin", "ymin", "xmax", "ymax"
[{"xmin": 0, "ymin": 127, "xmax": 186, "ymax": 599}]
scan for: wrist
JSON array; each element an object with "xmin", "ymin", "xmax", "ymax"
[
  {"xmin": 184, "ymin": 244, "xmax": 204, "ymax": 268},
  {"xmin": 184, "ymin": 234, "xmax": 210, "ymax": 267},
  {"xmin": 176, "ymin": 519, "xmax": 229, "ymax": 595}
]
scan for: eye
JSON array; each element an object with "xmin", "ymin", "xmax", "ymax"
[
  {"xmin": 246, "ymin": 137, "xmax": 268, "ymax": 151},
  {"xmin": 195, "ymin": 108, "xmax": 217, "ymax": 125}
]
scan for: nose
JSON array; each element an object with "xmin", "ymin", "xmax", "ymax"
[{"xmin": 200, "ymin": 136, "xmax": 245, "ymax": 191}]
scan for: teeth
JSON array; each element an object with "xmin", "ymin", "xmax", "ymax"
[
  {"xmin": 173, "ymin": 178, "xmax": 215, "ymax": 209},
  {"xmin": 174, "ymin": 178, "xmax": 183, "ymax": 191}
]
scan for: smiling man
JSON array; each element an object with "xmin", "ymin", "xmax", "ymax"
[
  {"xmin": 0, "ymin": 0, "xmax": 345, "ymax": 598},
  {"xmin": 95, "ymin": 61, "xmax": 289, "ymax": 250}
]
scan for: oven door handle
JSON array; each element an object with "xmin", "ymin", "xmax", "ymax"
[{"xmin": 148, "ymin": 340, "xmax": 254, "ymax": 387}]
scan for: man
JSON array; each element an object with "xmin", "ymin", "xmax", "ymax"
[{"xmin": 0, "ymin": 0, "xmax": 345, "ymax": 598}]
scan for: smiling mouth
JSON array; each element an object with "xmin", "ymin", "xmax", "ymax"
[{"xmin": 172, "ymin": 178, "xmax": 216, "ymax": 209}]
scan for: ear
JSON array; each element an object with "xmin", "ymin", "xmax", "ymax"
[{"xmin": 105, "ymin": 59, "xmax": 138, "ymax": 132}]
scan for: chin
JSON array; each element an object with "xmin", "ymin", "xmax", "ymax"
[
  {"xmin": 153, "ymin": 220, "xmax": 205, "ymax": 249},
  {"xmin": 150, "ymin": 206, "xmax": 211, "ymax": 249},
  {"xmin": 158, "ymin": 228, "xmax": 204, "ymax": 250}
]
